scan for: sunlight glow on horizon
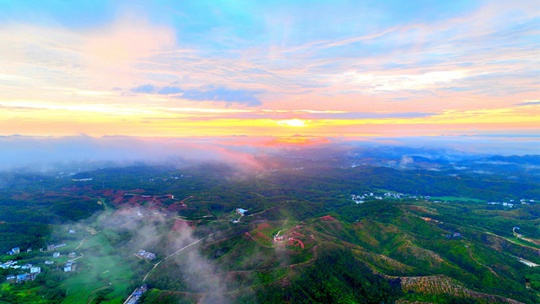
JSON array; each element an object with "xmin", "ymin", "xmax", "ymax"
[{"xmin": 277, "ymin": 119, "xmax": 307, "ymax": 128}]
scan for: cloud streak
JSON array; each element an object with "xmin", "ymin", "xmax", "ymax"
[
  {"xmin": 516, "ymin": 100, "xmax": 540, "ymax": 106},
  {"xmin": 131, "ymin": 84, "xmax": 263, "ymax": 106}
]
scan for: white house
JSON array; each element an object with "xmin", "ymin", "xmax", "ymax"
[{"xmin": 236, "ymin": 208, "xmax": 248, "ymax": 215}]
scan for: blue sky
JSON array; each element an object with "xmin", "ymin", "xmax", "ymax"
[{"xmin": 0, "ymin": 0, "xmax": 491, "ymax": 52}]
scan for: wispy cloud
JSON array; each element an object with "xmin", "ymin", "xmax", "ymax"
[
  {"xmin": 131, "ymin": 84, "xmax": 263, "ymax": 106},
  {"xmin": 181, "ymin": 86, "xmax": 262, "ymax": 106},
  {"xmin": 132, "ymin": 84, "xmax": 157, "ymax": 94},
  {"xmin": 516, "ymin": 100, "xmax": 540, "ymax": 106}
]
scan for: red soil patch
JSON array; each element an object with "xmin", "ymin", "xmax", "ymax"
[
  {"xmin": 255, "ymin": 231, "xmax": 271, "ymax": 241},
  {"xmin": 353, "ymin": 222, "xmax": 365, "ymax": 229},
  {"xmin": 112, "ymin": 195, "xmax": 126, "ymax": 204},
  {"xmin": 167, "ymin": 199, "xmax": 188, "ymax": 212},
  {"xmin": 127, "ymin": 196, "xmax": 144, "ymax": 205},
  {"xmin": 172, "ymin": 219, "xmax": 195, "ymax": 232},
  {"xmin": 288, "ymin": 238, "xmax": 305, "ymax": 249},
  {"xmin": 257, "ymin": 223, "xmax": 271, "ymax": 231},
  {"xmin": 321, "ymin": 215, "xmax": 336, "ymax": 221},
  {"xmin": 102, "ymin": 189, "xmax": 115, "ymax": 197},
  {"xmin": 167, "ymin": 203, "xmax": 186, "ymax": 212}
]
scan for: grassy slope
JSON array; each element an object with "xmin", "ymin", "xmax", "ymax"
[{"xmin": 61, "ymin": 231, "xmax": 132, "ymax": 304}]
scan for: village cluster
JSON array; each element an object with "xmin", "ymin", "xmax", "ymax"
[
  {"xmin": 4, "ymin": 265, "xmax": 41, "ymax": 284},
  {"xmin": 487, "ymin": 199, "xmax": 535, "ymax": 208},
  {"xmin": 2, "ymin": 244, "xmax": 78, "ymax": 284},
  {"xmin": 351, "ymin": 191, "xmax": 420, "ymax": 204},
  {"xmin": 125, "ymin": 284, "xmax": 148, "ymax": 304},
  {"xmin": 135, "ymin": 249, "xmax": 156, "ymax": 260},
  {"xmin": 351, "ymin": 192, "xmax": 537, "ymax": 207},
  {"xmin": 2, "ymin": 228, "xmax": 81, "ymax": 285}
]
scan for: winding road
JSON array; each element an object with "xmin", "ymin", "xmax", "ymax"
[{"xmin": 143, "ymin": 234, "xmax": 213, "ymax": 282}]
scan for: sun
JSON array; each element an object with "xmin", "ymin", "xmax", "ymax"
[{"xmin": 277, "ymin": 119, "xmax": 307, "ymax": 127}]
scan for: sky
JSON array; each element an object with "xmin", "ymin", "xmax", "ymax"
[{"xmin": 0, "ymin": 1, "xmax": 539, "ymax": 147}]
